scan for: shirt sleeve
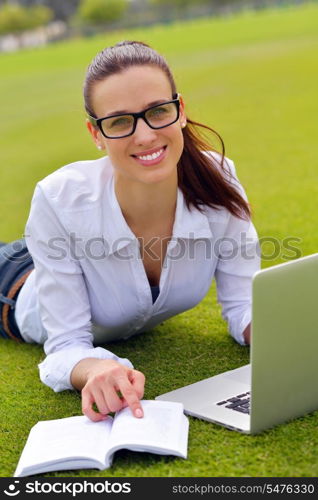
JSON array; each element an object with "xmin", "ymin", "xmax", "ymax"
[
  {"xmin": 214, "ymin": 159, "xmax": 261, "ymax": 345},
  {"xmin": 25, "ymin": 184, "xmax": 133, "ymax": 392}
]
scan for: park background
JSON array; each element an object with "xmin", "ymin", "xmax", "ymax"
[{"xmin": 0, "ymin": 0, "xmax": 318, "ymax": 477}]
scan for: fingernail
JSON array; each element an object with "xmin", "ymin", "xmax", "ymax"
[{"xmin": 135, "ymin": 408, "xmax": 143, "ymax": 418}]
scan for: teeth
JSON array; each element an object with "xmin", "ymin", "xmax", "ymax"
[{"xmin": 137, "ymin": 148, "xmax": 163, "ymax": 161}]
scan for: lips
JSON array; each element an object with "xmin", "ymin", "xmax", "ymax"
[
  {"xmin": 131, "ymin": 146, "xmax": 167, "ymax": 166},
  {"xmin": 137, "ymin": 148, "xmax": 164, "ymax": 161},
  {"xmin": 132, "ymin": 145, "xmax": 166, "ymax": 158}
]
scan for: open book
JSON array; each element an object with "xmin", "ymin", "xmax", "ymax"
[{"xmin": 14, "ymin": 400, "xmax": 188, "ymax": 477}]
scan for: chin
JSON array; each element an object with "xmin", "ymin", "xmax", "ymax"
[{"xmin": 140, "ymin": 165, "xmax": 177, "ymax": 185}]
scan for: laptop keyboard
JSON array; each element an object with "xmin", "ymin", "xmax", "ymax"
[{"xmin": 216, "ymin": 392, "xmax": 250, "ymax": 414}]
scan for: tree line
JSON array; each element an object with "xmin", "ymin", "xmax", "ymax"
[{"xmin": 0, "ymin": 0, "xmax": 310, "ymax": 36}]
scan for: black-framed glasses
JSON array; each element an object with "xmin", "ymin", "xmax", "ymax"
[{"xmin": 88, "ymin": 94, "xmax": 180, "ymax": 139}]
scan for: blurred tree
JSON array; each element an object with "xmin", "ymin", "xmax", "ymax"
[
  {"xmin": 150, "ymin": 0, "xmax": 205, "ymax": 6},
  {"xmin": 78, "ymin": 0, "xmax": 128, "ymax": 25},
  {"xmin": 0, "ymin": 3, "xmax": 52, "ymax": 35},
  {"xmin": 0, "ymin": 4, "xmax": 29, "ymax": 34},
  {"xmin": 0, "ymin": 1, "xmax": 81, "ymax": 23},
  {"xmin": 28, "ymin": 5, "xmax": 53, "ymax": 29}
]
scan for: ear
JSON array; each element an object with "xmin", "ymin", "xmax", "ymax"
[
  {"xmin": 86, "ymin": 119, "xmax": 105, "ymax": 150},
  {"xmin": 178, "ymin": 94, "xmax": 187, "ymax": 128}
]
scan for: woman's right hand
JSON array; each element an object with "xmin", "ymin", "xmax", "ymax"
[{"xmin": 71, "ymin": 358, "xmax": 145, "ymax": 422}]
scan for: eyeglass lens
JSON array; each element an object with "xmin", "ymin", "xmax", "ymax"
[{"xmin": 101, "ymin": 102, "xmax": 178, "ymax": 138}]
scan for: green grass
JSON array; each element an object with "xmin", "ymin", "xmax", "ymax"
[{"xmin": 1, "ymin": 2, "xmax": 318, "ymax": 477}]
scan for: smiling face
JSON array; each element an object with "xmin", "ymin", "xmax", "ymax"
[{"xmin": 86, "ymin": 65, "xmax": 186, "ymax": 187}]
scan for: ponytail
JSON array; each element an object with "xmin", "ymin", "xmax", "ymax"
[{"xmin": 179, "ymin": 118, "xmax": 251, "ymax": 220}]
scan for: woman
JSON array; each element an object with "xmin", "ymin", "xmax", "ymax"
[{"xmin": 0, "ymin": 41, "xmax": 260, "ymax": 422}]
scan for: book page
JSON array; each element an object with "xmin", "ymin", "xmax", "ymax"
[
  {"xmin": 109, "ymin": 400, "xmax": 188, "ymax": 457},
  {"xmin": 15, "ymin": 415, "xmax": 113, "ymax": 476}
]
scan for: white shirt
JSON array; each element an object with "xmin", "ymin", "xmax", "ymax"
[{"xmin": 15, "ymin": 154, "xmax": 260, "ymax": 392}]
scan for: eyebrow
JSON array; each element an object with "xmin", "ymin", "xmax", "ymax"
[{"xmin": 104, "ymin": 99, "xmax": 172, "ymax": 118}]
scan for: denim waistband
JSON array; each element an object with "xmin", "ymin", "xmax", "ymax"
[{"xmin": 0, "ymin": 239, "xmax": 34, "ymax": 341}]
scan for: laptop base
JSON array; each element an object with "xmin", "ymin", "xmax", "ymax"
[{"xmin": 156, "ymin": 364, "xmax": 251, "ymax": 433}]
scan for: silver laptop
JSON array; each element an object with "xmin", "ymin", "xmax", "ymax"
[{"xmin": 156, "ymin": 253, "xmax": 318, "ymax": 434}]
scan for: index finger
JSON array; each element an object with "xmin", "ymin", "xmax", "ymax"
[{"xmin": 116, "ymin": 374, "xmax": 144, "ymax": 418}]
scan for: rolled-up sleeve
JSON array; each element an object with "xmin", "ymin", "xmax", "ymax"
[
  {"xmin": 38, "ymin": 347, "xmax": 133, "ymax": 392},
  {"xmin": 214, "ymin": 160, "xmax": 260, "ymax": 345},
  {"xmin": 25, "ymin": 185, "xmax": 133, "ymax": 392}
]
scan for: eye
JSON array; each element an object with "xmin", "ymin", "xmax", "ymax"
[
  {"xmin": 109, "ymin": 116, "xmax": 131, "ymax": 128},
  {"xmin": 148, "ymin": 106, "xmax": 169, "ymax": 118}
]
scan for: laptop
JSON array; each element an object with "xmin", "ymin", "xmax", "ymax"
[{"xmin": 156, "ymin": 253, "xmax": 318, "ymax": 434}]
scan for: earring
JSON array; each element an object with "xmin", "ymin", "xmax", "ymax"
[
  {"xmin": 181, "ymin": 122, "xmax": 186, "ymax": 128},
  {"xmin": 97, "ymin": 145, "xmax": 102, "ymax": 150}
]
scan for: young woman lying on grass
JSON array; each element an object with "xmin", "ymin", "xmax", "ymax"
[{"xmin": 0, "ymin": 41, "xmax": 260, "ymax": 422}]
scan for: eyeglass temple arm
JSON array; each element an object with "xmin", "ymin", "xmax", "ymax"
[{"xmin": 87, "ymin": 115, "xmax": 98, "ymax": 126}]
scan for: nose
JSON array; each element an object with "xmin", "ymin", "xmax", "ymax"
[{"xmin": 133, "ymin": 117, "xmax": 157, "ymax": 145}]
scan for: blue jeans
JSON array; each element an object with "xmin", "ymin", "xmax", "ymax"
[{"xmin": 0, "ymin": 239, "xmax": 34, "ymax": 341}]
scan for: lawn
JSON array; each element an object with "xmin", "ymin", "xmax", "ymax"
[{"xmin": 1, "ymin": 2, "xmax": 318, "ymax": 477}]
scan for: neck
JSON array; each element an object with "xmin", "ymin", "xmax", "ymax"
[{"xmin": 114, "ymin": 173, "xmax": 178, "ymax": 231}]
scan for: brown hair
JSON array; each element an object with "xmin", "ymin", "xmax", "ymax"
[{"xmin": 84, "ymin": 41, "xmax": 250, "ymax": 220}]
